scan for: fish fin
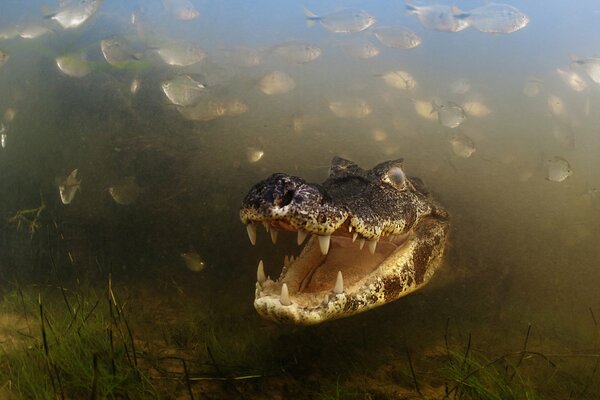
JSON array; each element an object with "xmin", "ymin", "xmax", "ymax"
[
  {"xmin": 303, "ymin": 7, "xmax": 318, "ymax": 27},
  {"xmin": 405, "ymin": 1, "xmax": 418, "ymax": 13}
]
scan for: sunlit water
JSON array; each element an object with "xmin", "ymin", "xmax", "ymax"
[{"xmin": 1, "ymin": 0, "xmax": 600, "ymax": 397}]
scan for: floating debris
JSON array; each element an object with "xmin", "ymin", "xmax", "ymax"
[
  {"xmin": 546, "ymin": 156, "xmax": 573, "ymax": 182},
  {"xmin": 304, "ymin": 8, "xmax": 375, "ymax": 33},
  {"xmin": 55, "ymin": 54, "xmax": 91, "ymax": 78},
  {"xmin": 271, "ymin": 42, "xmax": 322, "ymax": 64},
  {"xmin": 181, "ymin": 251, "xmax": 206, "ymax": 272},
  {"xmin": 405, "ymin": 3, "xmax": 469, "ymax": 32},
  {"xmin": 462, "ymin": 101, "xmax": 491, "ymax": 117},
  {"xmin": 449, "ymin": 133, "xmax": 476, "ymax": 158},
  {"xmin": 162, "ymin": 75, "xmax": 207, "ymax": 106},
  {"xmin": 433, "ymin": 101, "xmax": 466, "ymax": 128},
  {"xmin": 381, "ymin": 70, "xmax": 417, "ymax": 91},
  {"xmin": 108, "ymin": 176, "xmax": 141, "ymax": 205},
  {"xmin": 456, "ymin": 3, "xmax": 529, "ymax": 34},
  {"xmin": 372, "ymin": 26, "xmax": 422, "ymax": 49},
  {"xmin": 246, "ymin": 147, "xmax": 264, "ymax": 163},
  {"xmin": 58, "ymin": 169, "xmax": 81, "ymax": 205},
  {"xmin": 48, "ymin": 0, "xmax": 103, "ymax": 29},
  {"xmin": 259, "ymin": 71, "xmax": 295, "ymax": 95},
  {"xmin": 162, "ymin": 0, "xmax": 199, "ymax": 20},
  {"xmin": 329, "ymin": 98, "xmax": 371, "ymax": 119},
  {"xmin": 155, "ymin": 41, "xmax": 206, "ymax": 66}
]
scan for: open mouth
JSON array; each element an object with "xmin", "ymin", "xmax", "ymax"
[{"xmin": 245, "ymin": 219, "xmax": 416, "ymax": 325}]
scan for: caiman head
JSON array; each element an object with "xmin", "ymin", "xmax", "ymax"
[{"xmin": 240, "ymin": 157, "xmax": 449, "ymax": 325}]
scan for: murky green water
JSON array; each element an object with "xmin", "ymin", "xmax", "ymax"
[{"xmin": 1, "ymin": 0, "xmax": 599, "ymax": 398}]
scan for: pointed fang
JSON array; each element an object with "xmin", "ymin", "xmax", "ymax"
[
  {"xmin": 297, "ymin": 230, "xmax": 307, "ymax": 245},
  {"xmin": 358, "ymin": 238, "xmax": 365, "ymax": 250},
  {"xmin": 368, "ymin": 239, "xmax": 378, "ymax": 255},
  {"xmin": 352, "ymin": 232, "xmax": 358, "ymax": 242},
  {"xmin": 280, "ymin": 283, "xmax": 291, "ymax": 306},
  {"xmin": 333, "ymin": 270, "xmax": 344, "ymax": 294},
  {"xmin": 257, "ymin": 260, "xmax": 266, "ymax": 283},
  {"xmin": 270, "ymin": 228, "xmax": 278, "ymax": 244},
  {"xmin": 318, "ymin": 235, "xmax": 331, "ymax": 255},
  {"xmin": 246, "ymin": 224, "xmax": 257, "ymax": 245}
]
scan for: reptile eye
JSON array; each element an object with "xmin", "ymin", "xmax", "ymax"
[
  {"xmin": 279, "ymin": 189, "xmax": 294, "ymax": 207},
  {"xmin": 388, "ymin": 167, "xmax": 406, "ymax": 189}
]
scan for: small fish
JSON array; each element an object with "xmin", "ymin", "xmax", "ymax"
[
  {"xmin": 455, "ymin": 3, "xmax": 529, "ymax": 34},
  {"xmin": 246, "ymin": 147, "xmax": 264, "ymax": 163},
  {"xmin": 412, "ymin": 99, "xmax": 438, "ymax": 120},
  {"xmin": 108, "ymin": 176, "xmax": 141, "ymax": 205},
  {"xmin": 100, "ymin": 35, "xmax": 140, "ymax": 68},
  {"xmin": 0, "ymin": 26, "xmax": 19, "ymax": 40},
  {"xmin": 523, "ymin": 79, "xmax": 542, "ymax": 97},
  {"xmin": 329, "ymin": 98, "xmax": 372, "ymax": 119},
  {"xmin": 556, "ymin": 68, "xmax": 588, "ymax": 92},
  {"xmin": 162, "ymin": 74, "xmax": 207, "ymax": 106},
  {"xmin": 155, "ymin": 42, "xmax": 206, "ymax": 66},
  {"xmin": 547, "ymin": 94, "xmax": 566, "ymax": 118},
  {"xmin": 337, "ymin": 39, "xmax": 380, "ymax": 59},
  {"xmin": 55, "ymin": 54, "xmax": 91, "ymax": 78},
  {"xmin": 180, "ymin": 251, "xmax": 206, "ymax": 272},
  {"xmin": 405, "ymin": 3, "xmax": 470, "ymax": 32},
  {"xmin": 271, "ymin": 42, "xmax": 322, "ymax": 64},
  {"xmin": 47, "ymin": 0, "xmax": 103, "ymax": 29},
  {"xmin": 58, "ymin": 169, "xmax": 81, "ymax": 205},
  {"xmin": 381, "ymin": 70, "xmax": 417, "ymax": 91},
  {"xmin": 4, "ymin": 108, "xmax": 16, "ymax": 122},
  {"xmin": 259, "ymin": 71, "xmax": 295, "ymax": 95},
  {"xmin": 462, "ymin": 101, "xmax": 491, "ymax": 117},
  {"xmin": 162, "ymin": 0, "xmax": 199, "ymax": 20},
  {"xmin": 0, "ymin": 49, "xmax": 9, "ymax": 67},
  {"xmin": 546, "ymin": 156, "xmax": 572, "ymax": 182},
  {"xmin": 17, "ymin": 22, "xmax": 53, "ymax": 39},
  {"xmin": 130, "ymin": 78, "xmax": 141, "ymax": 94},
  {"xmin": 449, "ymin": 133, "xmax": 476, "ymax": 158},
  {"xmin": 178, "ymin": 99, "xmax": 247, "ymax": 121},
  {"xmin": 372, "ymin": 26, "xmax": 422, "ymax": 49},
  {"xmin": 571, "ymin": 57, "xmax": 600, "ymax": 84},
  {"xmin": 304, "ymin": 8, "xmax": 376, "ymax": 33},
  {"xmin": 371, "ymin": 128, "xmax": 388, "ymax": 142},
  {"xmin": 432, "ymin": 101, "xmax": 466, "ymax": 128},
  {"xmin": 0, "ymin": 123, "xmax": 6, "ymax": 149}
]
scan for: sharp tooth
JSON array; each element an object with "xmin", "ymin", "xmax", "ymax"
[
  {"xmin": 280, "ymin": 283, "xmax": 291, "ymax": 306},
  {"xmin": 257, "ymin": 260, "xmax": 266, "ymax": 283},
  {"xmin": 318, "ymin": 235, "xmax": 331, "ymax": 255},
  {"xmin": 333, "ymin": 270, "xmax": 344, "ymax": 294},
  {"xmin": 358, "ymin": 238, "xmax": 365, "ymax": 250},
  {"xmin": 368, "ymin": 239, "xmax": 378, "ymax": 255},
  {"xmin": 246, "ymin": 224, "xmax": 257, "ymax": 245},
  {"xmin": 290, "ymin": 255, "xmax": 295, "ymax": 262},
  {"xmin": 348, "ymin": 225, "xmax": 353, "ymax": 232},
  {"xmin": 263, "ymin": 222, "xmax": 270, "ymax": 232},
  {"xmin": 352, "ymin": 232, "xmax": 358, "ymax": 242},
  {"xmin": 270, "ymin": 229, "xmax": 278, "ymax": 244},
  {"xmin": 297, "ymin": 230, "xmax": 307, "ymax": 245},
  {"xmin": 284, "ymin": 255, "xmax": 289, "ymax": 267}
]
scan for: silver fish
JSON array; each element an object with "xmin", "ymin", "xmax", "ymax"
[
  {"xmin": 381, "ymin": 70, "xmax": 417, "ymax": 91},
  {"xmin": 246, "ymin": 147, "xmax": 264, "ymax": 163},
  {"xmin": 101, "ymin": 35, "xmax": 139, "ymax": 68},
  {"xmin": 432, "ymin": 101, "xmax": 466, "ymax": 128},
  {"xmin": 572, "ymin": 57, "xmax": 600, "ymax": 84},
  {"xmin": 55, "ymin": 54, "xmax": 91, "ymax": 78},
  {"xmin": 450, "ymin": 78, "xmax": 471, "ymax": 95},
  {"xmin": 271, "ymin": 42, "xmax": 322, "ymax": 64},
  {"xmin": 58, "ymin": 169, "xmax": 81, "ymax": 205},
  {"xmin": 546, "ymin": 156, "xmax": 572, "ymax": 183},
  {"xmin": 304, "ymin": 8, "xmax": 375, "ymax": 33},
  {"xmin": 372, "ymin": 26, "xmax": 421, "ymax": 49},
  {"xmin": 449, "ymin": 133, "xmax": 476, "ymax": 158},
  {"xmin": 259, "ymin": 71, "xmax": 295, "ymax": 95},
  {"xmin": 155, "ymin": 42, "xmax": 206, "ymax": 67},
  {"xmin": 17, "ymin": 22, "xmax": 53, "ymax": 39},
  {"xmin": 178, "ymin": 99, "xmax": 248, "ymax": 121},
  {"xmin": 456, "ymin": 3, "xmax": 529, "ymax": 34},
  {"xmin": 162, "ymin": 0, "xmax": 200, "ymax": 20},
  {"xmin": 337, "ymin": 39, "xmax": 380, "ymax": 59},
  {"xmin": 162, "ymin": 75, "xmax": 207, "ymax": 106},
  {"xmin": 523, "ymin": 79, "xmax": 543, "ymax": 97},
  {"xmin": 0, "ymin": 123, "xmax": 6, "ymax": 149},
  {"xmin": 130, "ymin": 78, "xmax": 141, "ymax": 94},
  {"xmin": 329, "ymin": 98, "xmax": 372, "ymax": 119},
  {"xmin": 405, "ymin": 2, "xmax": 470, "ymax": 32},
  {"xmin": 181, "ymin": 251, "xmax": 206, "ymax": 272},
  {"xmin": 108, "ymin": 176, "xmax": 141, "ymax": 205},
  {"xmin": 49, "ymin": 0, "xmax": 103, "ymax": 29},
  {"xmin": 556, "ymin": 68, "xmax": 588, "ymax": 92}
]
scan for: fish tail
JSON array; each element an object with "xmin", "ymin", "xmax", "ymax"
[
  {"xmin": 303, "ymin": 7, "xmax": 319, "ymax": 28},
  {"xmin": 405, "ymin": 1, "xmax": 417, "ymax": 13}
]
